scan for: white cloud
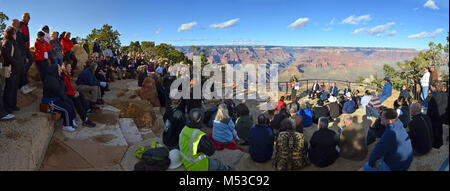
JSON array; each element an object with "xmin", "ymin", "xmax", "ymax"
[
  {"xmin": 341, "ymin": 14, "xmax": 371, "ymax": 25},
  {"xmin": 210, "ymin": 18, "xmax": 240, "ymax": 29},
  {"xmin": 323, "ymin": 27, "xmax": 333, "ymax": 32},
  {"xmin": 385, "ymin": 30, "xmax": 397, "ymax": 36},
  {"xmin": 329, "ymin": 18, "xmax": 335, "ymax": 25},
  {"xmin": 155, "ymin": 28, "xmax": 161, "ymax": 35},
  {"xmin": 424, "ymin": 0, "xmax": 439, "ymax": 10},
  {"xmin": 351, "ymin": 22, "xmax": 395, "ymax": 36},
  {"xmin": 408, "ymin": 28, "xmax": 444, "ymax": 39},
  {"xmin": 288, "ymin": 18, "xmax": 309, "ymax": 29},
  {"xmin": 177, "ymin": 22, "xmax": 197, "ymax": 32}
]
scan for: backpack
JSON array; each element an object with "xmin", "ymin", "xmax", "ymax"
[{"xmin": 134, "ymin": 147, "xmax": 170, "ymax": 171}]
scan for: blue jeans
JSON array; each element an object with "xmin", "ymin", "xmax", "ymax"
[
  {"xmin": 421, "ymin": 86, "xmax": 429, "ymax": 108},
  {"xmin": 52, "ymin": 58, "xmax": 63, "ymax": 66},
  {"xmin": 378, "ymin": 95, "xmax": 389, "ymax": 104},
  {"xmin": 366, "ymin": 106, "xmax": 380, "ymax": 118},
  {"xmin": 320, "ymin": 91, "xmax": 329, "ymax": 101},
  {"xmin": 208, "ymin": 158, "xmax": 231, "ymax": 171},
  {"xmin": 364, "ymin": 160, "xmax": 391, "ymax": 171}
]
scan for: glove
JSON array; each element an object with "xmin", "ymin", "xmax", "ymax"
[{"xmin": 100, "ymin": 81, "xmax": 107, "ymax": 87}]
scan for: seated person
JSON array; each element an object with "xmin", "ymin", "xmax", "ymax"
[
  {"xmin": 62, "ymin": 63, "xmax": 96, "ymax": 128},
  {"xmin": 76, "ymin": 63, "xmax": 107, "ymax": 106},
  {"xmin": 297, "ymin": 104, "xmax": 313, "ymax": 128},
  {"xmin": 273, "ymin": 118, "xmax": 309, "ymax": 170},
  {"xmin": 313, "ymin": 100, "xmax": 330, "ymax": 123},
  {"xmin": 364, "ymin": 109, "xmax": 413, "ymax": 171},
  {"xmin": 212, "ymin": 104, "xmax": 241, "ymax": 145},
  {"xmin": 276, "ymin": 96, "xmax": 287, "ymax": 111},
  {"xmin": 343, "ymin": 85, "xmax": 351, "ymax": 96},
  {"xmin": 342, "ymin": 92, "xmax": 356, "ymax": 114},
  {"xmin": 327, "ymin": 96, "xmax": 341, "ymax": 119},
  {"xmin": 329, "ymin": 82, "xmax": 339, "ymax": 97},
  {"xmin": 394, "ymin": 96, "xmax": 410, "ymax": 128},
  {"xmin": 180, "ymin": 109, "xmax": 231, "ymax": 171},
  {"xmin": 309, "ymin": 80, "xmax": 321, "ymax": 99},
  {"xmin": 287, "ymin": 97, "xmax": 300, "ymax": 113},
  {"xmin": 235, "ymin": 105, "xmax": 253, "ymax": 145},
  {"xmin": 270, "ymin": 106, "xmax": 290, "ymax": 134},
  {"xmin": 338, "ymin": 115, "xmax": 368, "ymax": 161},
  {"xmin": 249, "ymin": 114, "xmax": 275, "ymax": 163},
  {"xmin": 360, "ymin": 90, "xmax": 372, "ymax": 109},
  {"xmin": 308, "ymin": 117, "xmax": 339, "ymax": 167},
  {"xmin": 408, "ymin": 103, "xmax": 433, "ymax": 156},
  {"xmin": 366, "ymin": 92, "xmax": 382, "ymax": 118},
  {"xmin": 42, "ymin": 64, "xmax": 77, "ymax": 132},
  {"xmin": 163, "ymin": 98, "xmax": 186, "ymax": 150},
  {"xmin": 289, "ymin": 107, "xmax": 304, "ymax": 133}
]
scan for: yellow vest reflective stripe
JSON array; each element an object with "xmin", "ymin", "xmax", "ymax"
[{"xmin": 179, "ymin": 126, "xmax": 209, "ymax": 171}]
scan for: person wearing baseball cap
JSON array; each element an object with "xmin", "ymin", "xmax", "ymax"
[{"xmin": 378, "ymin": 77, "xmax": 392, "ymax": 104}]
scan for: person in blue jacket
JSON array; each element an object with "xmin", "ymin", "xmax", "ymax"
[
  {"xmin": 329, "ymin": 82, "xmax": 339, "ymax": 97},
  {"xmin": 248, "ymin": 114, "xmax": 275, "ymax": 163},
  {"xmin": 342, "ymin": 93, "xmax": 356, "ymax": 114},
  {"xmin": 378, "ymin": 77, "xmax": 392, "ymax": 104},
  {"xmin": 364, "ymin": 108, "xmax": 413, "ymax": 171},
  {"xmin": 75, "ymin": 63, "xmax": 107, "ymax": 106},
  {"xmin": 297, "ymin": 103, "xmax": 313, "ymax": 127}
]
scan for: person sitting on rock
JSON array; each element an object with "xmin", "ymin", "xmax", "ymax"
[
  {"xmin": 297, "ymin": 103, "xmax": 313, "ymax": 128},
  {"xmin": 75, "ymin": 62, "xmax": 107, "ymax": 107},
  {"xmin": 235, "ymin": 104, "xmax": 253, "ymax": 145},
  {"xmin": 287, "ymin": 97, "xmax": 300, "ymax": 113},
  {"xmin": 137, "ymin": 65, "xmax": 148, "ymax": 87},
  {"xmin": 179, "ymin": 108, "xmax": 231, "ymax": 171},
  {"xmin": 308, "ymin": 117, "xmax": 339, "ymax": 168},
  {"xmin": 270, "ymin": 106, "xmax": 290, "ymax": 135},
  {"xmin": 342, "ymin": 92, "xmax": 356, "ymax": 114},
  {"xmin": 249, "ymin": 114, "xmax": 274, "ymax": 163},
  {"xmin": 312, "ymin": 99, "xmax": 331, "ymax": 124},
  {"xmin": 273, "ymin": 118, "xmax": 309, "ymax": 171},
  {"xmin": 394, "ymin": 96, "xmax": 410, "ymax": 128},
  {"xmin": 327, "ymin": 96, "xmax": 341, "ymax": 119},
  {"xmin": 364, "ymin": 109, "xmax": 413, "ymax": 171},
  {"xmin": 212, "ymin": 103, "xmax": 242, "ymax": 145},
  {"xmin": 42, "ymin": 64, "xmax": 77, "ymax": 132},
  {"xmin": 163, "ymin": 98, "xmax": 186, "ymax": 150},
  {"xmin": 408, "ymin": 103, "xmax": 433, "ymax": 156},
  {"xmin": 288, "ymin": 107, "xmax": 304, "ymax": 133},
  {"xmin": 366, "ymin": 92, "xmax": 381, "ymax": 119},
  {"xmin": 309, "ymin": 80, "xmax": 321, "ymax": 99},
  {"xmin": 338, "ymin": 115, "xmax": 368, "ymax": 161},
  {"xmin": 276, "ymin": 96, "xmax": 287, "ymax": 111},
  {"xmin": 343, "ymin": 85, "xmax": 351, "ymax": 96},
  {"xmin": 378, "ymin": 77, "xmax": 392, "ymax": 104},
  {"xmin": 62, "ymin": 63, "xmax": 96, "ymax": 128}
]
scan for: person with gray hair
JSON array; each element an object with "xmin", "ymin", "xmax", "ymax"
[
  {"xmin": 408, "ymin": 102, "xmax": 433, "ymax": 156},
  {"xmin": 337, "ymin": 115, "xmax": 368, "ymax": 161},
  {"xmin": 308, "ymin": 117, "xmax": 340, "ymax": 167}
]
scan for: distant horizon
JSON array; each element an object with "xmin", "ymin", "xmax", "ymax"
[{"xmin": 174, "ymin": 44, "xmax": 421, "ymax": 51}]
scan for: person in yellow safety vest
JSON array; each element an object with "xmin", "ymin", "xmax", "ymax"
[{"xmin": 179, "ymin": 108, "xmax": 232, "ymax": 171}]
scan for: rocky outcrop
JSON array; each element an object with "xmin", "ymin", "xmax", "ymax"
[{"xmin": 138, "ymin": 77, "xmax": 161, "ymax": 107}]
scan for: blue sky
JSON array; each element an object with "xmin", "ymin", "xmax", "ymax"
[{"xmin": 1, "ymin": 0, "xmax": 449, "ymax": 50}]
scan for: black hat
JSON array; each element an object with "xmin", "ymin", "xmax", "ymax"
[{"xmin": 186, "ymin": 108, "xmax": 204, "ymax": 129}]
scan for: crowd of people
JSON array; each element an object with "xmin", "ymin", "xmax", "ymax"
[{"xmin": 1, "ymin": 12, "xmax": 449, "ymax": 171}]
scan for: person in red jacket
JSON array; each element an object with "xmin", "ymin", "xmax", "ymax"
[
  {"xmin": 277, "ymin": 96, "xmax": 287, "ymax": 111},
  {"xmin": 34, "ymin": 31, "xmax": 52, "ymax": 82},
  {"xmin": 62, "ymin": 63, "xmax": 96, "ymax": 128},
  {"xmin": 61, "ymin": 32, "xmax": 73, "ymax": 61},
  {"xmin": 20, "ymin": 13, "xmax": 30, "ymax": 49}
]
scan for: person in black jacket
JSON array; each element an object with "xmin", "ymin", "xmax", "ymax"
[
  {"xmin": 308, "ymin": 116, "xmax": 339, "ymax": 167},
  {"xmin": 12, "ymin": 19, "xmax": 35, "ymax": 95},
  {"xmin": 42, "ymin": 64, "xmax": 77, "ymax": 132},
  {"xmin": 270, "ymin": 106, "xmax": 290, "ymax": 135},
  {"xmin": 162, "ymin": 99, "xmax": 186, "ymax": 150},
  {"xmin": 313, "ymin": 100, "xmax": 331, "ymax": 123},
  {"xmin": 1, "ymin": 27, "xmax": 21, "ymax": 114},
  {"xmin": 427, "ymin": 80, "xmax": 448, "ymax": 149},
  {"xmin": 408, "ymin": 103, "xmax": 433, "ymax": 156}
]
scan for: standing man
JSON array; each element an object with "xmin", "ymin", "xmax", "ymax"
[
  {"xmin": 83, "ymin": 39, "xmax": 90, "ymax": 55},
  {"xmin": 364, "ymin": 109, "xmax": 413, "ymax": 171},
  {"xmin": 18, "ymin": 13, "xmax": 36, "ymax": 94},
  {"xmin": 290, "ymin": 74, "xmax": 298, "ymax": 100},
  {"xmin": 11, "ymin": 19, "xmax": 35, "ymax": 94},
  {"xmin": 92, "ymin": 38, "xmax": 102, "ymax": 57},
  {"xmin": 420, "ymin": 67, "xmax": 430, "ymax": 110}
]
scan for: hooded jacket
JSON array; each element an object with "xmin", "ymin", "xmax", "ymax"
[
  {"xmin": 43, "ymin": 64, "xmax": 68, "ymax": 101},
  {"xmin": 34, "ymin": 39, "xmax": 52, "ymax": 61}
]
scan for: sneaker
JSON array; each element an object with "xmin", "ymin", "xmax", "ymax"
[
  {"xmin": 1, "ymin": 114, "xmax": 15, "ymax": 120},
  {"xmin": 83, "ymin": 120, "xmax": 96, "ymax": 128},
  {"xmin": 72, "ymin": 120, "xmax": 79, "ymax": 128},
  {"xmin": 62, "ymin": 126, "xmax": 76, "ymax": 132}
]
